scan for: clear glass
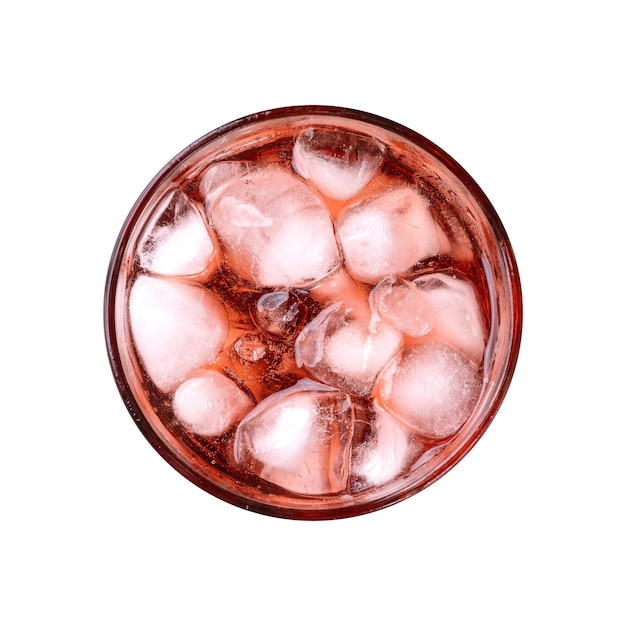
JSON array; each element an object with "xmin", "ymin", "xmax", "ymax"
[{"xmin": 104, "ymin": 106, "xmax": 522, "ymax": 520}]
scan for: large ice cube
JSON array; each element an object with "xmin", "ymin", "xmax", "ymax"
[
  {"xmin": 412, "ymin": 273, "xmax": 486, "ymax": 362},
  {"xmin": 376, "ymin": 343, "xmax": 482, "ymax": 440},
  {"xmin": 292, "ymin": 128, "xmax": 385, "ymax": 200},
  {"xmin": 369, "ymin": 276, "xmax": 435, "ymax": 338},
  {"xmin": 138, "ymin": 191, "xmax": 215, "ymax": 276},
  {"xmin": 251, "ymin": 291, "xmax": 307, "ymax": 340},
  {"xmin": 172, "ymin": 370, "xmax": 254, "ymax": 436},
  {"xmin": 233, "ymin": 380, "xmax": 355, "ymax": 495},
  {"xmin": 353, "ymin": 402, "xmax": 415, "ymax": 488},
  {"xmin": 209, "ymin": 166, "xmax": 341, "ymax": 288},
  {"xmin": 129, "ymin": 276, "xmax": 228, "ymax": 393},
  {"xmin": 336, "ymin": 186, "xmax": 446, "ymax": 284},
  {"xmin": 200, "ymin": 160, "xmax": 256, "ymax": 205},
  {"xmin": 295, "ymin": 303, "xmax": 403, "ymax": 397}
]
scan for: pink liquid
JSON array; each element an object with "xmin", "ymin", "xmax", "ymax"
[{"xmin": 105, "ymin": 107, "xmax": 522, "ymax": 519}]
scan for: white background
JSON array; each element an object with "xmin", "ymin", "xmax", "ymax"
[{"xmin": 2, "ymin": 1, "xmax": 624, "ymax": 624}]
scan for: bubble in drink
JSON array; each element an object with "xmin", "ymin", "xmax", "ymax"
[{"xmin": 105, "ymin": 107, "xmax": 522, "ymax": 519}]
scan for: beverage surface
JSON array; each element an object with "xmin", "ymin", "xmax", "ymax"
[{"xmin": 112, "ymin": 113, "xmax": 508, "ymax": 515}]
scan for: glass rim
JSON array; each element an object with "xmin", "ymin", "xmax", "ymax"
[{"xmin": 104, "ymin": 104, "xmax": 523, "ymax": 520}]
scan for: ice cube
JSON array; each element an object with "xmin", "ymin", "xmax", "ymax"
[
  {"xmin": 376, "ymin": 343, "xmax": 482, "ymax": 440},
  {"xmin": 292, "ymin": 128, "xmax": 385, "ymax": 200},
  {"xmin": 353, "ymin": 402, "xmax": 415, "ymax": 488},
  {"xmin": 295, "ymin": 303, "xmax": 403, "ymax": 396},
  {"xmin": 233, "ymin": 379, "xmax": 355, "ymax": 495},
  {"xmin": 129, "ymin": 276, "xmax": 228, "ymax": 393},
  {"xmin": 172, "ymin": 370, "xmax": 254, "ymax": 437},
  {"xmin": 139, "ymin": 191, "xmax": 215, "ymax": 276},
  {"xmin": 412, "ymin": 273, "xmax": 486, "ymax": 362},
  {"xmin": 336, "ymin": 186, "xmax": 446, "ymax": 284},
  {"xmin": 208, "ymin": 166, "xmax": 341, "ymax": 288},
  {"xmin": 233, "ymin": 333, "xmax": 267, "ymax": 362},
  {"xmin": 369, "ymin": 276, "xmax": 435, "ymax": 337},
  {"xmin": 200, "ymin": 160, "xmax": 255, "ymax": 205},
  {"xmin": 294, "ymin": 302, "xmax": 342, "ymax": 370},
  {"xmin": 325, "ymin": 320, "xmax": 404, "ymax": 394},
  {"xmin": 251, "ymin": 291, "xmax": 307, "ymax": 340}
]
